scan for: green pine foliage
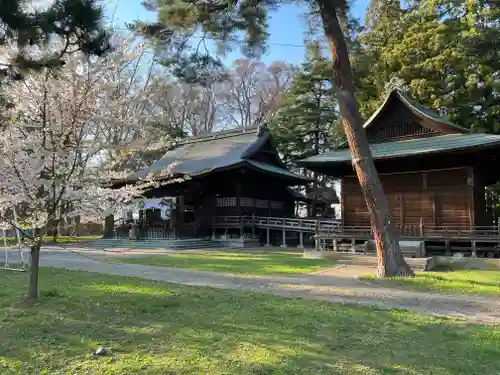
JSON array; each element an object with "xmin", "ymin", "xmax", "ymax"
[
  {"xmin": 0, "ymin": 0, "xmax": 109, "ymax": 79},
  {"xmin": 354, "ymin": 0, "xmax": 500, "ymax": 133},
  {"xmin": 270, "ymin": 42, "xmax": 342, "ymax": 171}
]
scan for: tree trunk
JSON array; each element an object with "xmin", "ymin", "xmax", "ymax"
[
  {"xmin": 317, "ymin": 0, "xmax": 413, "ymax": 277},
  {"xmin": 28, "ymin": 243, "xmax": 41, "ymax": 300}
]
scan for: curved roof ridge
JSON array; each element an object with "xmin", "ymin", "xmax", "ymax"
[
  {"xmin": 393, "ymin": 89, "xmax": 470, "ymax": 133},
  {"xmin": 174, "ymin": 125, "xmax": 260, "ymax": 146}
]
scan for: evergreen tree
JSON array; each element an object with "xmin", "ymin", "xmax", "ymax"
[
  {"xmin": 354, "ymin": 1, "xmax": 500, "ymax": 132},
  {"xmin": 271, "ymin": 42, "xmax": 342, "ymax": 216},
  {"xmin": 0, "ymin": 0, "xmax": 110, "ymax": 80},
  {"xmin": 272, "ymin": 42, "xmax": 341, "ymax": 168}
]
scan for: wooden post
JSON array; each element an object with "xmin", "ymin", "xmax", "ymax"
[
  {"xmin": 419, "ymin": 218, "xmax": 425, "ymax": 237},
  {"xmin": 251, "ymin": 213, "xmax": 256, "ymax": 237},
  {"xmin": 178, "ymin": 195, "xmax": 185, "ymax": 229},
  {"xmin": 471, "ymin": 240, "xmax": 477, "ymax": 258},
  {"xmin": 240, "ymin": 216, "xmax": 244, "ymax": 238},
  {"xmin": 281, "ymin": 218, "xmax": 287, "ymax": 247},
  {"xmin": 351, "ymin": 237, "xmax": 356, "ymax": 253},
  {"xmin": 298, "ymin": 218, "xmax": 303, "ymax": 249},
  {"xmin": 224, "ymin": 217, "xmax": 228, "ymax": 237},
  {"xmin": 265, "ymin": 217, "xmax": 271, "ymax": 247},
  {"xmin": 333, "ymin": 236, "xmax": 338, "ymax": 252},
  {"xmin": 445, "ymin": 240, "xmax": 451, "ymax": 256},
  {"xmin": 314, "ymin": 235, "xmax": 319, "ymax": 251}
]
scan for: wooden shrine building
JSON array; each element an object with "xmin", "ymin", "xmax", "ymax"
[
  {"xmin": 109, "ymin": 124, "xmax": 311, "ymax": 239},
  {"xmin": 301, "ymin": 89, "xmax": 500, "ymax": 232}
]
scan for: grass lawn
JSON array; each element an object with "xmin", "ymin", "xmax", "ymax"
[
  {"xmin": 360, "ymin": 268, "xmax": 500, "ymax": 297},
  {"xmin": 109, "ymin": 250, "xmax": 337, "ymax": 276},
  {"xmin": 3, "ymin": 235, "xmax": 101, "ymax": 247},
  {"xmin": 0, "ymin": 269, "xmax": 499, "ymax": 375}
]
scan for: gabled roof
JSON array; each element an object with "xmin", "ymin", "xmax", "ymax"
[
  {"xmin": 126, "ymin": 124, "xmax": 311, "ymax": 185},
  {"xmin": 337, "ymin": 89, "xmax": 470, "ymax": 149},
  {"xmin": 365, "ymin": 89, "xmax": 469, "ymax": 133},
  {"xmin": 301, "ymin": 133, "xmax": 500, "ymax": 165}
]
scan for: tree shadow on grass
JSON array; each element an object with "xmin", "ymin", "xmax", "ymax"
[
  {"xmin": 121, "ymin": 251, "xmax": 333, "ymax": 276},
  {"xmin": 0, "ymin": 268, "xmax": 499, "ymax": 375}
]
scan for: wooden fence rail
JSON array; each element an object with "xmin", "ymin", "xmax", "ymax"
[{"xmin": 213, "ymin": 215, "xmax": 500, "ymax": 241}]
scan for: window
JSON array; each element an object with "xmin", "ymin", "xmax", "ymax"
[{"xmin": 216, "ymin": 197, "xmax": 236, "ymax": 207}]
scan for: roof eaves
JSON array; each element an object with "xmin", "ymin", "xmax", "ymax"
[
  {"xmin": 301, "ymin": 134, "xmax": 500, "ymax": 165},
  {"xmin": 245, "ymin": 160, "xmax": 312, "ymax": 183}
]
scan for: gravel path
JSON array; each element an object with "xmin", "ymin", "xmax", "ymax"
[{"xmin": 34, "ymin": 250, "xmax": 500, "ymax": 325}]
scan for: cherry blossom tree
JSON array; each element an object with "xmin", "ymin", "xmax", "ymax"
[{"xmin": 0, "ymin": 36, "xmax": 173, "ymax": 300}]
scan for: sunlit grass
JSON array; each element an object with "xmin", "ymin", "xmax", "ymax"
[
  {"xmin": 0, "ymin": 268, "xmax": 499, "ymax": 374},
  {"xmin": 360, "ymin": 268, "xmax": 500, "ymax": 297},
  {"xmin": 109, "ymin": 250, "xmax": 337, "ymax": 276}
]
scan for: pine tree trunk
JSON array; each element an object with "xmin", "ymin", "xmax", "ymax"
[
  {"xmin": 317, "ymin": 0, "xmax": 413, "ymax": 277},
  {"xmin": 28, "ymin": 243, "xmax": 41, "ymax": 300}
]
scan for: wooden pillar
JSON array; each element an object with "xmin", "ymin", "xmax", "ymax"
[
  {"xmin": 419, "ymin": 218, "xmax": 425, "ymax": 237},
  {"xmin": 333, "ymin": 236, "xmax": 338, "ymax": 252},
  {"xmin": 467, "ymin": 167, "xmax": 475, "ymax": 229},
  {"xmin": 471, "ymin": 240, "xmax": 477, "ymax": 258},
  {"xmin": 445, "ymin": 240, "xmax": 451, "ymax": 256},
  {"xmin": 178, "ymin": 195, "xmax": 185, "ymax": 227},
  {"xmin": 236, "ymin": 180, "xmax": 242, "ymax": 216},
  {"xmin": 399, "ymin": 193, "xmax": 404, "ymax": 227},
  {"xmin": 266, "ymin": 226, "xmax": 271, "ymax": 247},
  {"xmin": 298, "ymin": 218, "xmax": 303, "ymax": 248},
  {"xmin": 281, "ymin": 218, "xmax": 287, "ymax": 247},
  {"xmin": 351, "ymin": 237, "xmax": 356, "ymax": 253},
  {"xmin": 314, "ymin": 235, "xmax": 319, "ymax": 251}
]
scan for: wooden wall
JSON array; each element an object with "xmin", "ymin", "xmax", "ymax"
[
  {"xmin": 342, "ymin": 167, "xmax": 481, "ymax": 228},
  {"xmin": 178, "ymin": 169, "xmax": 296, "ymax": 220}
]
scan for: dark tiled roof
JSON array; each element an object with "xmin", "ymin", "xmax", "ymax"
[
  {"xmin": 301, "ymin": 133, "xmax": 500, "ymax": 165},
  {"xmin": 127, "ymin": 125, "xmax": 310, "ymax": 184}
]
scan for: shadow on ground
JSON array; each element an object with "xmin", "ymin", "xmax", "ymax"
[{"xmin": 0, "ymin": 268, "xmax": 499, "ymax": 375}]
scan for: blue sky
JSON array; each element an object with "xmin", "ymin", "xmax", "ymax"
[{"xmin": 105, "ymin": 0, "xmax": 369, "ymax": 65}]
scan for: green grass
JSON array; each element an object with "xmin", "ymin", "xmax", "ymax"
[
  {"xmin": 0, "ymin": 268, "xmax": 499, "ymax": 375},
  {"xmin": 110, "ymin": 250, "xmax": 337, "ymax": 276},
  {"xmin": 3, "ymin": 235, "xmax": 100, "ymax": 247},
  {"xmin": 360, "ymin": 268, "xmax": 500, "ymax": 297}
]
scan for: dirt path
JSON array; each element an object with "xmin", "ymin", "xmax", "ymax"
[{"xmin": 38, "ymin": 251, "xmax": 500, "ymax": 325}]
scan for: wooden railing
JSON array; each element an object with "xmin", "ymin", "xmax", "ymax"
[
  {"xmin": 214, "ymin": 215, "xmax": 500, "ymax": 241},
  {"xmin": 213, "ymin": 215, "xmax": 341, "ymax": 233}
]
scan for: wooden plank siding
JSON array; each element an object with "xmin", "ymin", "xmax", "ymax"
[{"xmin": 342, "ymin": 168, "xmax": 478, "ymax": 229}]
